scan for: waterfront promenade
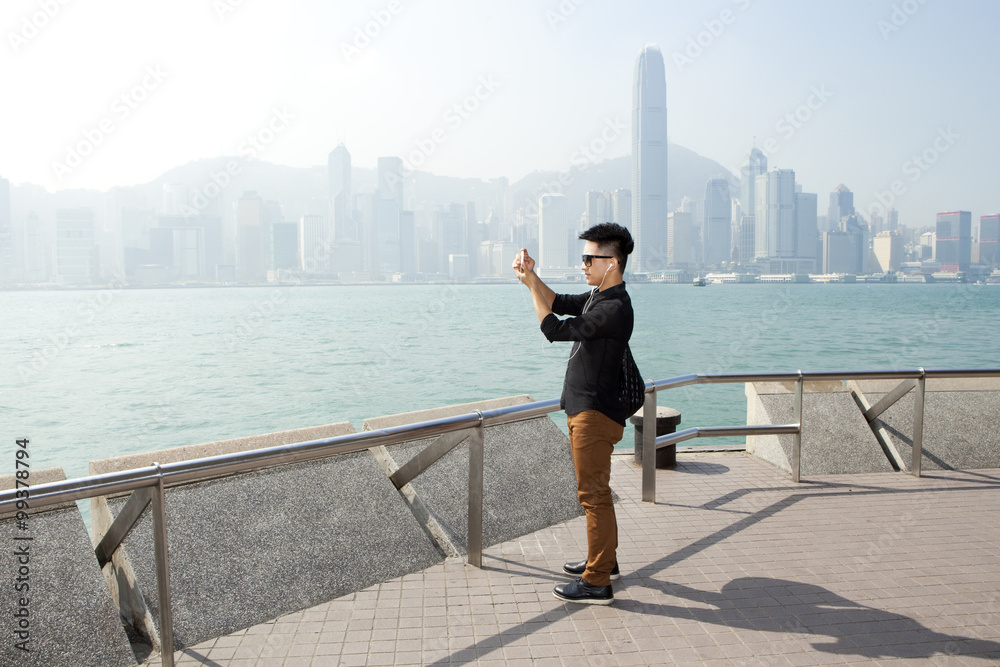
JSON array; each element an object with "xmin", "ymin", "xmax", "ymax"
[{"xmin": 144, "ymin": 451, "xmax": 1000, "ymax": 666}]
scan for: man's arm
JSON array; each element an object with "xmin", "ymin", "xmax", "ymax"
[
  {"xmin": 540, "ymin": 298, "xmax": 625, "ymax": 343},
  {"xmin": 514, "ymin": 249, "xmax": 556, "ymax": 323},
  {"xmin": 525, "ymin": 271, "xmax": 556, "ymax": 323}
]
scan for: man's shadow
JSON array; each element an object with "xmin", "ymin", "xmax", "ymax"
[{"xmin": 620, "ymin": 575, "xmax": 1000, "ymax": 660}]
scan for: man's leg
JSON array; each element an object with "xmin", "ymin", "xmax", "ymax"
[{"xmin": 567, "ymin": 410, "xmax": 624, "ymax": 587}]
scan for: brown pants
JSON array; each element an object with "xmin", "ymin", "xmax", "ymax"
[{"xmin": 566, "ymin": 410, "xmax": 624, "ymax": 587}]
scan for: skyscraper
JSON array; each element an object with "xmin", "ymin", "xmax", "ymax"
[
  {"xmin": 873, "ymin": 231, "xmax": 903, "ymax": 273},
  {"xmin": 328, "ymin": 144, "xmax": 355, "ymax": 242},
  {"xmin": 585, "ymin": 191, "xmax": 611, "ymax": 229},
  {"xmin": 754, "ymin": 169, "xmax": 796, "ymax": 260},
  {"xmin": 329, "ymin": 145, "xmax": 363, "ymax": 273},
  {"xmin": 678, "ymin": 196, "xmax": 700, "ymax": 261},
  {"xmin": 631, "ymin": 44, "xmax": 668, "ymax": 272},
  {"xmin": 936, "ymin": 211, "xmax": 972, "ymax": 273},
  {"xmin": 438, "ymin": 203, "xmax": 468, "ymax": 267},
  {"xmin": 154, "ymin": 214, "xmax": 224, "ymax": 280},
  {"xmin": 795, "ymin": 191, "xmax": 818, "ymax": 263},
  {"xmin": 375, "ymin": 157, "xmax": 404, "ymax": 276},
  {"xmin": 538, "ymin": 193, "xmax": 569, "ymax": 272},
  {"xmin": 823, "ymin": 231, "xmax": 856, "ymax": 274},
  {"xmin": 237, "ymin": 191, "xmax": 266, "ymax": 282},
  {"xmin": 828, "ymin": 184, "xmax": 855, "ymax": 232},
  {"xmin": 55, "ymin": 208, "xmax": 95, "ymax": 284},
  {"xmin": 667, "ymin": 211, "xmax": 693, "ymax": 267},
  {"xmin": 841, "ymin": 214, "xmax": 867, "ymax": 274},
  {"xmin": 611, "ymin": 188, "xmax": 631, "ymax": 230},
  {"xmin": 740, "ymin": 147, "xmax": 767, "ymax": 222},
  {"xmin": 978, "ymin": 214, "xmax": 999, "ymax": 267},
  {"xmin": 22, "ymin": 212, "xmax": 47, "ymax": 283},
  {"xmin": 887, "ymin": 208, "xmax": 899, "ymax": 231},
  {"xmin": 299, "ymin": 214, "xmax": 326, "ymax": 274},
  {"xmin": 736, "ymin": 216, "xmax": 755, "ymax": 263},
  {"xmin": 270, "ymin": 222, "xmax": 298, "ymax": 274},
  {"xmin": 737, "ymin": 148, "xmax": 766, "ymax": 265},
  {"xmin": 703, "ymin": 177, "xmax": 731, "ymax": 266}
]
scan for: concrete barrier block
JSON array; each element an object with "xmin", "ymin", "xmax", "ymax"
[
  {"xmin": 90, "ymin": 423, "xmax": 443, "ymax": 650},
  {"xmin": 364, "ymin": 396, "xmax": 584, "ymax": 554},
  {"xmin": 860, "ymin": 378, "xmax": 1000, "ymax": 471},
  {"xmin": 0, "ymin": 468, "xmax": 135, "ymax": 667},
  {"xmin": 746, "ymin": 382, "xmax": 894, "ymax": 475}
]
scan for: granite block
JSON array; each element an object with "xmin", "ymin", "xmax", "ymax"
[
  {"xmin": 746, "ymin": 383, "xmax": 894, "ymax": 475},
  {"xmin": 0, "ymin": 468, "xmax": 135, "ymax": 667},
  {"xmin": 870, "ymin": 390, "xmax": 1000, "ymax": 471},
  {"xmin": 364, "ymin": 396, "xmax": 584, "ymax": 553},
  {"xmin": 91, "ymin": 424, "xmax": 443, "ymax": 650}
]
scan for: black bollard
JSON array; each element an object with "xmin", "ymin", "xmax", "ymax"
[{"xmin": 630, "ymin": 406, "xmax": 682, "ymax": 468}]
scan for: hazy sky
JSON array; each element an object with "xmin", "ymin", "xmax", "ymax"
[{"xmin": 2, "ymin": 0, "xmax": 998, "ymax": 227}]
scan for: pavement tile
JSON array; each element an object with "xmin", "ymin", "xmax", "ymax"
[{"xmin": 140, "ymin": 455, "xmax": 1000, "ymax": 667}]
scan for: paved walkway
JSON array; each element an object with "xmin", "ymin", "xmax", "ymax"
[{"xmin": 146, "ymin": 452, "xmax": 1000, "ymax": 666}]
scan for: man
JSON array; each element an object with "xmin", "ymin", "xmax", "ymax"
[{"xmin": 513, "ymin": 222, "xmax": 635, "ymax": 605}]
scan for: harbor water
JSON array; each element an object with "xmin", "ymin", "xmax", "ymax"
[{"xmin": 2, "ymin": 282, "xmax": 999, "ymax": 483}]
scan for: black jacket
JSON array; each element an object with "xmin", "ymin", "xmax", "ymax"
[{"xmin": 540, "ymin": 282, "xmax": 634, "ymax": 426}]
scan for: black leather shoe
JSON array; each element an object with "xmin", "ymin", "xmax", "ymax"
[
  {"xmin": 553, "ymin": 577, "xmax": 613, "ymax": 605},
  {"xmin": 562, "ymin": 559, "xmax": 620, "ymax": 580}
]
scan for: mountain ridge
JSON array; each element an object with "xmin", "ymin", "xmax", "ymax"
[{"xmin": 9, "ymin": 144, "xmax": 738, "ymax": 227}]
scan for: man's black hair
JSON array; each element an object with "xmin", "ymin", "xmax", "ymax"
[{"xmin": 579, "ymin": 222, "xmax": 635, "ymax": 270}]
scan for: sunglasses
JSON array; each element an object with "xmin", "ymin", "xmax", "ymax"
[{"xmin": 582, "ymin": 254, "xmax": 614, "ymax": 267}]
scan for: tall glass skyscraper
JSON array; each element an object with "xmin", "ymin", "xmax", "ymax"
[
  {"xmin": 631, "ymin": 44, "xmax": 667, "ymax": 273},
  {"xmin": 754, "ymin": 169, "xmax": 796, "ymax": 259},
  {"xmin": 328, "ymin": 144, "xmax": 354, "ymax": 243},
  {"xmin": 740, "ymin": 147, "xmax": 767, "ymax": 218},
  {"xmin": 737, "ymin": 148, "xmax": 766, "ymax": 264},
  {"xmin": 703, "ymin": 177, "xmax": 732, "ymax": 266}
]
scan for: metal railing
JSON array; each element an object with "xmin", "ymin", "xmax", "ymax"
[
  {"xmin": 0, "ymin": 398, "xmax": 558, "ymax": 667},
  {"xmin": 2, "ymin": 367, "xmax": 997, "ymax": 665},
  {"xmin": 638, "ymin": 367, "xmax": 1000, "ymax": 502}
]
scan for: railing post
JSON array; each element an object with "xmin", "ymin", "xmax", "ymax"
[
  {"xmin": 151, "ymin": 463, "xmax": 175, "ymax": 667},
  {"xmin": 467, "ymin": 420, "xmax": 485, "ymax": 568},
  {"xmin": 792, "ymin": 370, "xmax": 803, "ymax": 483},
  {"xmin": 911, "ymin": 368, "xmax": 926, "ymax": 477},
  {"xmin": 641, "ymin": 382, "xmax": 657, "ymax": 503}
]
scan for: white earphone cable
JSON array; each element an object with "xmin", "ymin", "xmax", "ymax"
[{"xmin": 566, "ymin": 263, "xmax": 611, "ymax": 362}]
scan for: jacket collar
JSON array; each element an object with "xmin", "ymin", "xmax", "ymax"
[{"xmin": 592, "ymin": 282, "xmax": 627, "ymax": 299}]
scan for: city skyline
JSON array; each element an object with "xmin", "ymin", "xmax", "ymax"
[
  {"xmin": 1, "ymin": 1, "xmax": 998, "ymax": 229},
  {"xmin": 4, "ymin": 141, "xmax": 999, "ymax": 287}
]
